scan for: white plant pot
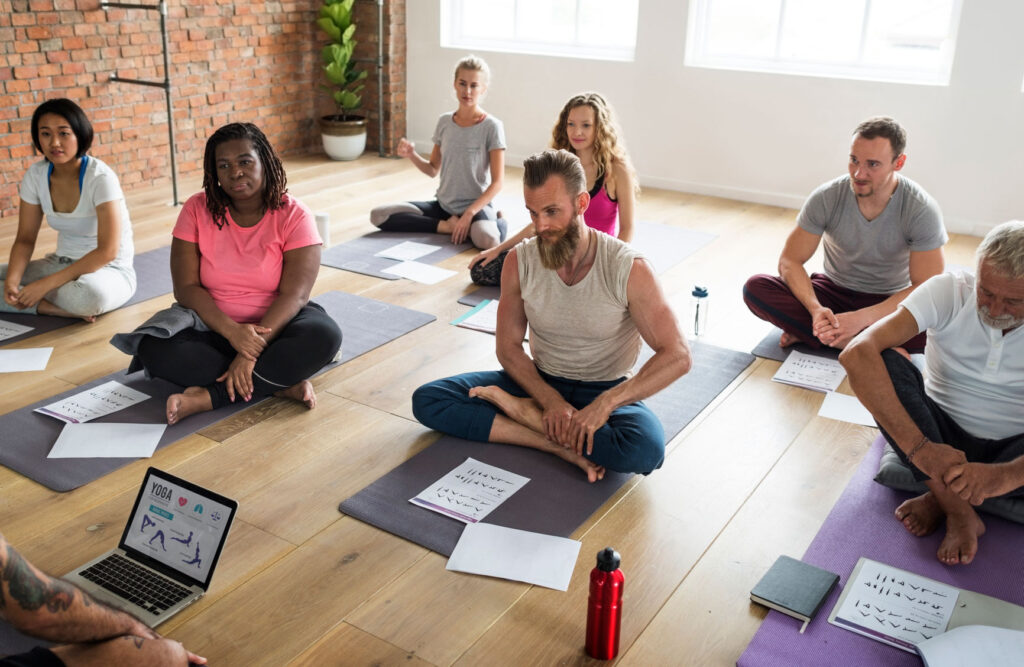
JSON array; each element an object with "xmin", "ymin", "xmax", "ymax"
[{"xmin": 319, "ymin": 116, "xmax": 367, "ymax": 161}]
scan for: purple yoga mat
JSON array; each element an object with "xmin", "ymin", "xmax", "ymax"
[{"xmin": 738, "ymin": 435, "xmax": 1024, "ymax": 666}]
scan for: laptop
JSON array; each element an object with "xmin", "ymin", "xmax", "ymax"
[{"xmin": 63, "ymin": 467, "xmax": 237, "ymax": 627}]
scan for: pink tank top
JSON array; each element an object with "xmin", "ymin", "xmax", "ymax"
[{"xmin": 585, "ymin": 172, "xmax": 619, "ymax": 237}]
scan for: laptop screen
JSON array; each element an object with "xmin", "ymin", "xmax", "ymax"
[{"xmin": 119, "ymin": 468, "xmax": 237, "ymax": 589}]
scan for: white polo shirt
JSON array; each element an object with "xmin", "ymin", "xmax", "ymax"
[{"xmin": 900, "ymin": 271, "xmax": 1024, "ymax": 440}]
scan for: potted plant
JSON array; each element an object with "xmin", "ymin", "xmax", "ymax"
[{"xmin": 317, "ymin": 0, "xmax": 369, "ymax": 160}]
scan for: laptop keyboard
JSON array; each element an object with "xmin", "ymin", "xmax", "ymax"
[{"xmin": 80, "ymin": 553, "xmax": 192, "ymax": 615}]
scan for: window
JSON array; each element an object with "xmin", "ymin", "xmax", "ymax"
[
  {"xmin": 441, "ymin": 0, "xmax": 639, "ymax": 62},
  {"xmin": 685, "ymin": 0, "xmax": 963, "ymax": 85}
]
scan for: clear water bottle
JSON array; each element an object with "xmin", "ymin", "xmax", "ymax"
[
  {"xmin": 315, "ymin": 211, "xmax": 331, "ymax": 247},
  {"xmin": 690, "ymin": 285, "xmax": 709, "ymax": 336}
]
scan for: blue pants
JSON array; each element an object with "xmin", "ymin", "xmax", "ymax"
[{"xmin": 412, "ymin": 369, "xmax": 665, "ymax": 474}]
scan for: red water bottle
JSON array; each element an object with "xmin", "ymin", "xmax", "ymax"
[{"xmin": 585, "ymin": 547, "xmax": 624, "ymax": 660}]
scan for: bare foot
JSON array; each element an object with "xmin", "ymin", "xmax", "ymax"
[
  {"xmin": 166, "ymin": 386, "xmax": 213, "ymax": 425},
  {"xmin": 550, "ymin": 445, "xmax": 606, "ymax": 483},
  {"xmin": 892, "ymin": 346, "xmax": 911, "ymax": 361},
  {"xmin": 895, "ymin": 492, "xmax": 944, "ymax": 537},
  {"xmin": 274, "ymin": 380, "xmax": 316, "ymax": 410},
  {"xmin": 779, "ymin": 331, "xmax": 799, "ymax": 348},
  {"xmin": 37, "ymin": 300, "xmax": 96, "ymax": 322},
  {"xmin": 937, "ymin": 508, "xmax": 986, "ymax": 565},
  {"xmin": 469, "ymin": 385, "xmax": 544, "ymax": 433},
  {"xmin": 436, "ymin": 215, "xmax": 459, "ymax": 234}
]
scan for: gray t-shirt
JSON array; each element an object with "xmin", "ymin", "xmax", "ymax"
[
  {"xmin": 797, "ymin": 174, "xmax": 946, "ymax": 294},
  {"xmin": 518, "ymin": 231, "xmax": 642, "ymax": 381},
  {"xmin": 432, "ymin": 112, "xmax": 506, "ymax": 216}
]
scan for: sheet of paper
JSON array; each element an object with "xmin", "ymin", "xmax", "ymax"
[
  {"xmin": 0, "ymin": 319, "xmax": 34, "ymax": 342},
  {"xmin": 374, "ymin": 240, "xmax": 442, "ymax": 262},
  {"xmin": 48, "ymin": 422, "xmax": 166, "ymax": 459},
  {"xmin": 410, "ymin": 457, "xmax": 530, "ymax": 523},
  {"xmin": 917, "ymin": 625, "xmax": 1024, "ymax": 667},
  {"xmin": 447, "ymin": 522, "xmax": 581, "ymax": 591},
  {"xmin": 772, "ymin": 350, "xmax": 846, "ymax": 393},
  {"xmin": 382, "ymin": 260, "xmax": 457, "ymax": 285},
  {"xmin": 35, "ymin": 380, "xmax": 151, "ymax": 424},
  {"xmin": 451, "ymin": 299, "xmax": 498, "ymax": 334},
  {"xmin": 818, "ymin": 391, "xmax": 877, "ymax": 427},
  {"xmin": 831, "ymin": 559, "xmax": 959, "ymax": 653},
  {"xmin": 0, "ymin": 347, "xmax": 53, "ymax": 373}
]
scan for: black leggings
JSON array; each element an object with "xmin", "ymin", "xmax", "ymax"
[{"xmin": 137, "ymin": 303, "xmax": 342, "ymax": 409}]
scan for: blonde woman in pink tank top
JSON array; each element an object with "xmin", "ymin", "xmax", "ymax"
[{"xmin": 469, "ymin": 92, "xmax": 639, "ymax": 285}]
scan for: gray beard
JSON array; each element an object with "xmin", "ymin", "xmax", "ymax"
[
  {"xmin": 979, "ymin": 305, "xmax": 1024, "ymax": 331},
  {"xmin": 537, "ymin": 217, "xmax": 581, "ymax": 270}
]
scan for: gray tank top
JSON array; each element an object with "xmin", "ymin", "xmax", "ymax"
[{"xmin": 517, "ymin": 230, "xmax": 642, "ymax": 381}]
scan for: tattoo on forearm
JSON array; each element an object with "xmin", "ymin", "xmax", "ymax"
[
  {"xmin": 2, "ymin": 545, "xmax": 77, "ymax": 613},
  {"xmin": 132, "ymin": 636, "xmax": 145, "ymax": 649}
]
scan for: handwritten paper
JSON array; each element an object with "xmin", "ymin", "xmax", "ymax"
[
  {"xmin": 831, "ymin": 558, "xmax": 958, "ymax": 653},
  {"xmin": 447, "ymin": 523, "xmax": 581, "ymax": 591},
  {"xmin": 382, "ymin": 260, "xmax": 457, "ymax": 285},
  {"xmin": 818, "ymin": 391, "xmax": 877, "ymax": 427},
  {"xmin": 0, "ymin": 319, "xmax": 34, "ymax": 342},
  {"xmin": 410, "ymin": 457, "xmax": 530, "ymax": 523},
  {"xmin": 374, "ymin": 240, "xmax": 442, "ymax": 262},
  {"xmin": 48, "ymin": 422, "xmax": 166, "ymax": 459},
  {"xmin": 772, "ymin": 350, "xmax": 846, "ymax": 393},
  {"xmin": 35, "ymin": 380, "xmax": 151, "ymax": 424},
  {"xmin": 0, "ymin": 347, "xmax": 52, "ymax": 373},
  {"xmin": 451, "ymin": 299, "xmax": 499, "ymax": 334}
]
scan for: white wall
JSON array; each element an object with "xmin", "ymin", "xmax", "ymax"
[{"xmin": 406, "ymin": 1, "xmax": 1024, "ymax": 236}]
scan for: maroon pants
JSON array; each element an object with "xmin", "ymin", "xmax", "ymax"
[{"xmin": 743, "ymin": 273, "xmax": 926, "ymax": 352}]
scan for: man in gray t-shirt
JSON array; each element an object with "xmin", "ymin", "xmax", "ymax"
[{"xmin": 743, "ymin": 117, "xmax": 948, "ymax": 352}]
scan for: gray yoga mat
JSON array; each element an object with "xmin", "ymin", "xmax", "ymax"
[
  {"xmin": 454, "ymin": 221, "xmax": 715, "ymax": 306},
  {"xmin": 338, "ymin": 340, "xmax": 754, "ymax": 556},
  {"xmin": 321, "ymin": 231, "xmax": 472, "ymax": 280},
  {"xmin": 751, "ymin": 326, "xmax": 840, "ymax": 362},
  {"xmin": 0, "ymin": 246, "xmax": 173, "ymax": 347},
  {"xmin": 0, "ymin": 291, "xmax": 435, "ymax": 492}
]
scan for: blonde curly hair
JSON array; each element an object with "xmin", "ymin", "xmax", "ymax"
[{"xmin": 551, "ymin": 92, "xmax": 638, "ymax": 197}]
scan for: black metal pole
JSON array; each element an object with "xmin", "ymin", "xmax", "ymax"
[{"xmin": 377, "ymin": 0, "xmax": 384, "ymax": 157}]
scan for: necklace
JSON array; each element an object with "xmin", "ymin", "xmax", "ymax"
[{"xmin": 567, "ymin": 229, "xmax": 593, "ymax": 286}]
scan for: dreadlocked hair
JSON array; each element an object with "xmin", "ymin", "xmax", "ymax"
[
  {"xmin": 551, "ymin": 92, "xmax": 639, "ymax": 198},
  {"xmin": 202, "ymin": 122, "xmax": 288, "ymax": 230}
]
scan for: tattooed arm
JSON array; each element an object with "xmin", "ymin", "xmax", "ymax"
[{"xmin": 0, "ymin": 533, "xmax": 157, "ymax": 644}]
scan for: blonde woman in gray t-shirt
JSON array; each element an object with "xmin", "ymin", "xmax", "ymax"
[{"xmin": 369, "ymin": 55, "xmax": 507, "ymax": 249}]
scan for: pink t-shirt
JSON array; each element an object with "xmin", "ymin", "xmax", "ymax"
[{"xmin": 173, "ymin": 193, "xmax": 321, "ymax": 323}]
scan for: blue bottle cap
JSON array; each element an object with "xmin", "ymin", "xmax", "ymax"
[{"xmin": 691, "ymin": 286, "xmax": 708, "ymax": 298}]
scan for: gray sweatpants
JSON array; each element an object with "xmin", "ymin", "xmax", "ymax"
[{"xmin": 0, "ymin": 253, "xmax": 136, "ymax": 317}]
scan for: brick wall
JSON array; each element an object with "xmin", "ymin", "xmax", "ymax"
[{"xmin": 0, "ymin": 0, "xmax": 406, "ymax": 219}]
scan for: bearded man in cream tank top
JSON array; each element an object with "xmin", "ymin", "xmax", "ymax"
[{"xmin": 413, "ymin": 150, "xmax": 691, "ymax": 482}]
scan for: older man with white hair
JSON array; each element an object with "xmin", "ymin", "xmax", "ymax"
[{"xmin": 841, "ymin": 220, "xmax": 1024, "ymax": 566}]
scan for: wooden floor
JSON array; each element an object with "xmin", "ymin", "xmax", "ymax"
[{"xmin": 0, "ymin": 156, "xmax": 983, "ymax": 666}]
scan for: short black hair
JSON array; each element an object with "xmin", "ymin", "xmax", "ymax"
[{"xmin": 31, "ymin": 98, "xmax": 93, "ymax": 158}]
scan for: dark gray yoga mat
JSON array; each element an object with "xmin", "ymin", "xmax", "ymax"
[
  {"xmin": 321, "ymin": 231, "xmax": 472, "ymax": 280},
  {"xmin": 457, "ymin": 285, "xmax": 499, "ymax": 307},
  {"xmin": 338, "ymin": 340, "xmax": 754, "ymax": 556},
  {"xmin": 0, "ymin": 246, "xmax": 173, "ymax": 347},
  {"xmin": 0, "ymin": 291, "xmax": 435, "ymax": 492},
  {"xmin": 751, "ymin": 326, "xmax": 840, "ymax": 362}
]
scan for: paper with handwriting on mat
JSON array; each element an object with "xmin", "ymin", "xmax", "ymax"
[
  {"xmin": 35, "ymin": 380, "xmax": 151, "ymax": 424},
  {"xmin": 0, "ymin": 347, "xmax": 52, "ymax": 372},
  {"xmin": 410, "ymin": 457, "xmax": 530, "ymax": 523},
  {"xmin": 374, "ymin": 240, "xmax": 443, "ymax": 262},
  {"xmin": 47, "ymin": 422, "xmax": 166, "ymax": 459},
  {"xmin": 0, "ymin": 319, "xmax": 34, "ymax": 342},
  {"xmin": 830, "ymin": 558, "xmax": 958, "ymax": 653},
  {"xmin": 447, "ymin": 522, "xmax": 581, "ymax": 591},
  {"xmin": 383, "ymin": 260, "xmax": 457, "ymax": 285},
  {"xmin": 818, "ymin": 391, "xmax": 876, "ymax": 427},
  {"xmin": 451, "ymin": 299, "xmax": 498, "ymax": 334},
  {"xmin": 772, "ymin": 350, "xmax": 846, "ymax": 393}
]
